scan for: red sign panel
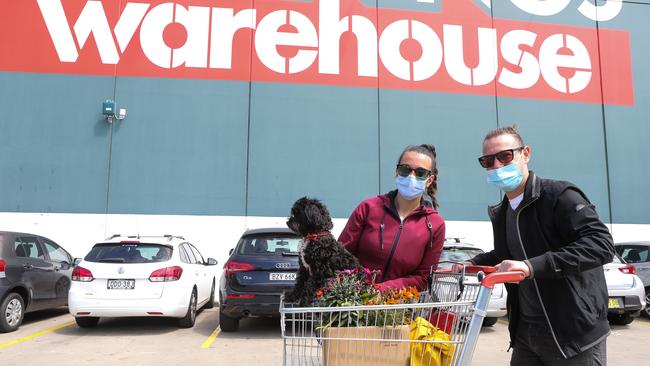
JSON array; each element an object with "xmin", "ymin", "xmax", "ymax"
[{"xmin": 0, "ymin": 0, "xmax": 634, "ymax": 105}]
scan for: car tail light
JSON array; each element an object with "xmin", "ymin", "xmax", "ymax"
[
  {"xmin": 619, "ymin": 264, "xmax": 636, "ymax": 275},
  {"xmin": 72, "ymin": 266, "xmax": 94, "ymax": 282},
  {"xmin": 223, "ymin": 261, "xmax": 254, "ymax": 276},
  {"xmin": 0, "ymin": 259, "xmax": 5, "ymax": 278},
  {"xmin": 149, "ymin": 266, "xmax": 183, "ymax": 282},
  {"xmin": 225, "ymin": 294, "xmax": 256, "ymax": 299}
]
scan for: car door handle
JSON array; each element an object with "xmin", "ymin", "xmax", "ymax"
[{"xmin": 23, "ymin": 264, "xmax": 33, "ymax": 269}]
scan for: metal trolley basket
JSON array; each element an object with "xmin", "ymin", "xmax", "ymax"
[{"xmin": 280, "ymin": 265, "xmax": 524, "ymax": 366}]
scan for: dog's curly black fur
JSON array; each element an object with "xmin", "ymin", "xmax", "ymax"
[{"xmin": 285, "ymin": 197, "xmax": 360, "ymax": 306}]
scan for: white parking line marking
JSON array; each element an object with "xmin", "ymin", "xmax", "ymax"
[
  {"xmin": 0, "ymin": 321, "xmax": 75, "ymax": 349},
  {"xmin": 200, "ymin": 325, "xmax": 221, "ymax": 349}
]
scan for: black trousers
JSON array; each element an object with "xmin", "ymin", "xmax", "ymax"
[{"xmin": 511, "ymin": 321, "xmax": 607, "ymax": 366}]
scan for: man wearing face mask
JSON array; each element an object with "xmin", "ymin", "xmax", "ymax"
[
  {"xmin": 467, "ymin": 125, "xmax": 614, "ymax": 365},
  {"xmin": 339, "ymin": 144, "xmax": 445, "ymax": 291}
]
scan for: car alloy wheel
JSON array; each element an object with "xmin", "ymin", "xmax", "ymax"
[
  {"xmin": 5, "ymin": 299, "xmax": 23, "ymax": 327},
  {"xmin": 644, "ymin": 289, "xmax": 650, "ymax": 318},
  {"xmin": 0, "ymin": 293, "xmax": 25, "ymax": 333},
  {"xmin": 204, "ymin": 280, "xmax": 215, "ymax": 309},
  {"xmin": 190, "ymin": 292, "xmax": 197, "ymax": 322},
  {"xmin": 5, "ymin": 298, "xmax": 23, "ymax": 327},
  {"xmin": 178, "ymin": 290, "xmax": 198, "ymax": 328}
]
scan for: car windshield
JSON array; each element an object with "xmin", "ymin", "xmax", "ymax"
[
  {"xmin": 437, "ymin": 247, "xmax": 484, "ymax": 269},
  {"xmin": 237, "ymin": 236, "xmax": 301, "ymax": 256},
  {"xmin": 85, "ymin": 243, "xmax": 173, "ymax": 263}
]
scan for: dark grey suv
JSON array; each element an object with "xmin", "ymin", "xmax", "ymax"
[
  {"xmin": 0, "ymin": 231, "xmax": 74, "ymax": 332},
  {"xmin": 219, "ymin": 228, "xmax": 300, "ymax": 332}
]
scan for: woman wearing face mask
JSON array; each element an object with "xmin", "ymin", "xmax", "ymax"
[{"xmin": 338, "ymin": 144, "xmax": 445, "ymax": 290}]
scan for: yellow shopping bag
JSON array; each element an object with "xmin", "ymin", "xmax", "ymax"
[{"xmin": 409, "ymin": 317, "xmax": 455, "ymax": 366}]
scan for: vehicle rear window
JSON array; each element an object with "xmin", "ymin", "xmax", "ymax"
[
  {"xmin": 237, "ymin": 236, "xmax": 301, "ymax": 256},
  {"xmin": 437, "ymin": 247, "xmax": 484, "ymax": 269},
  {"xmin": 616, "ymin": 245, "xmax": 649, "ymax": 264},
  {"xmin": 85, "ymin": 243, "xmax": 173, "ymax": 263}
]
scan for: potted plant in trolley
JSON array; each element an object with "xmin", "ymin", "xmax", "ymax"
[{"xmin": 313, "ymin": 268, "xmax": 420, "ymax": 366}]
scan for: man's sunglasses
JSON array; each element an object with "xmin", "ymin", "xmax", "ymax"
[
  {"xmin": 396, "ymin": 164, "xmax": 432, "ymax": 181},
  {"xmin": 478, "ymin": 147, "xmax": 524, "ymax": 168}
]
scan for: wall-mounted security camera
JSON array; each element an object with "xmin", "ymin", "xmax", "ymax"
[{"xmin": 102, "ymin": 99, "xmax": 127, "ymax": 123}]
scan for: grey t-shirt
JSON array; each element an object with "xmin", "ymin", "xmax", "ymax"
[{"xmin": 505, "ymin": 203, "xmax": 546, "ymax": 323}]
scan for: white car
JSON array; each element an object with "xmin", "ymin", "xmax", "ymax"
[
  {"xmin": 615, "ymin": 242, "xmax": 650, "ymax": 318},
  {"xmin": 604, "ymin": 254, "xmax": 646, "ymax": 325},
  {"xmin": 69, "ymin": 235, "xmax": 218, "ymax": 328},
  {"xmin": 438, "ymin": 238, "xmax": 507, "ymax": 326}
]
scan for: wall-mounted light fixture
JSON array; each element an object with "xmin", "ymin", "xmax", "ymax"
[{"xmin": 102, "ymin": 99, "xmax": 127, "ymax": 124}]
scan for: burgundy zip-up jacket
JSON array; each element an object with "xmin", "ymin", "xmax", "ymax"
[{"xmin": 338, "ymin": 190, "xmax": 445, "ymax": 290}]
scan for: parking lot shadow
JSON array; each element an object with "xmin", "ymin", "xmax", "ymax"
[
  {"xmin": 54, "ymin": 316, "xmax": 181, "ymax": 337},
  {"xmin": 216, "ymin": 317, "xmax": 282, "ymax": 340},
  {"xmin": 20, "ymin": 307, "xmax": 70, "ymax": 326},
  {"xmin": 478, "ymin": 326, "xmax": 499, "ymax": 334}
]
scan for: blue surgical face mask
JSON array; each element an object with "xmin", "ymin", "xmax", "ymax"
[
  {"xmin": 486, "ymin": 163, "xmax": 524, "ymax": 192},
  {"xmin": 395, "ymin": 175, "xmax": 426, "ymax": 200}
]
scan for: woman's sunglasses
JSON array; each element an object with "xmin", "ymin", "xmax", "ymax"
[
  {"xmin": 396, "ymin": 164, "xmax": 432, "ymax": 181},
  {"xmin": 478, "ymin": 147, "xmax": 524, "ymax": 168}
]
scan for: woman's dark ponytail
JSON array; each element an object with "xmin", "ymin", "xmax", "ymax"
[{"xmin": 421, "ymin": 144, "xmax": 439, "ymax": 209}]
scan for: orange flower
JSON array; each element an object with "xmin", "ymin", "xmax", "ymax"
[{"xmin": 316, "ymin": 290, "xmax": 323, "ymax": 297}]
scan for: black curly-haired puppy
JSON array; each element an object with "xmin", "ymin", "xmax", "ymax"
[{"xmin": 285, "ymin": 197, "xmax": 361, "ymax": 306}]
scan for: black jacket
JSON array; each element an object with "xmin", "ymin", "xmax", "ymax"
[{"xmin": 471, "ymin": 171, "xmax": 614, "ymax": 359}]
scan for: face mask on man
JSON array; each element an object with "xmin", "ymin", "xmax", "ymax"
[
  {"xmin": 486, "ymin": 163, "xmax": 524, "ymax": 192},
  {"xmin": 395, "ymin": 175, "xmax": 426, "ymax": 200}
]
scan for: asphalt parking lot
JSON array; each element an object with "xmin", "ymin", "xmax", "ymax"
[{"xmin": 1, "ymin": 308, "xmax": 648, "ymax": 366}]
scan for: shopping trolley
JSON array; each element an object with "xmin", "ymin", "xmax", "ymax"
[{"xmin": 280, "ymin": 265, "xmax": 525, "ymax": 366}]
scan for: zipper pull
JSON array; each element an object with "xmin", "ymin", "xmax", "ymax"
[{"xmin": 380, "ymin": 223, "xmax": 385, "ymax": 250}]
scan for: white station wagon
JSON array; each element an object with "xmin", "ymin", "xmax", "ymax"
[{"xmin": 69, "ymin": 235, "xmax": 218, "ymax": 328}]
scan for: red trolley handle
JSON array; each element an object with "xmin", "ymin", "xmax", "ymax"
[
  {"xmin": 437, "ymin": 265, "xmax": 526, "ymax": 289},
  {"xmin": 436, "ymin": 264, "xmax": 497, "ymax": 274},
  {"xmin": 471, "ymin": 265, "xmax": 526, "ymax": 289},
  {"xmin": 463, "ymin": 265, "xmax": 496, "ymax": 274}
]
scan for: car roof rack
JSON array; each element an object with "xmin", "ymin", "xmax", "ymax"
[
  {"xmin": 445, "ymin": 237, "xmax": 464, "ymax": 243},
  {"xmin": 163, "ymin": 234, "xmax": 185, "ymax": 240},
  {"xmin": 104, "ymin": 234, "xmax": 185, "ymax": 241}
]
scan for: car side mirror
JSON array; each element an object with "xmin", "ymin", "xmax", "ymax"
[
  {"xmin": 206, "ymin": 258, "xmax": 218, "ymax": 266},
  {"xmin": 229, "ymin": 248, "xmax": 234, "ymax": 256},
  {"xmin": 73, "ymin": 258, "xmax": 82, "ymax": 266}
]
